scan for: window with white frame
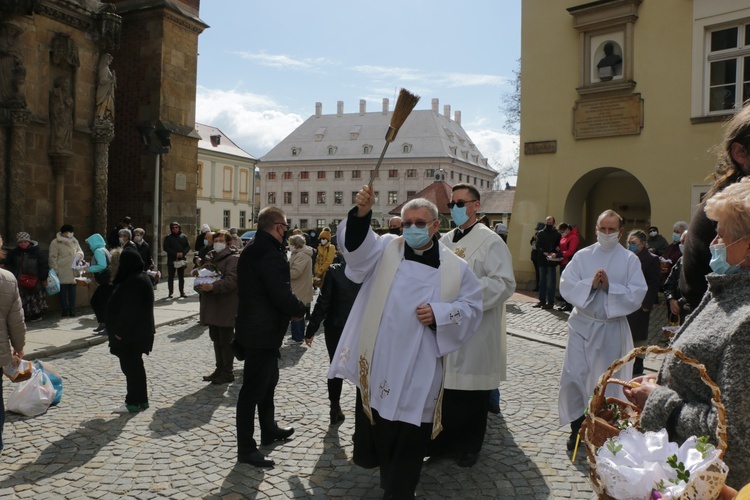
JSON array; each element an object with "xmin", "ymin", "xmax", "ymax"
[
  {"xmin": 388, "ymin": 191, "xmax": 398, "ymax": 204},
  {"xmin": 300, "ymin": 191, "xmax": 309, "ymax": 204},
  {"xmin": 300, "ymin": 219, "xmax": 308, "ymax": 229},
  {"xmin": 283, "ymin": 192, "xmax": 292, "ymax": 204},
  {"xmin": 283, "ymin": 171, "xmax": 293, "ymax": 180},
  {"xmin": 240, "ymin": 211, "xmax": 246, "ymax": 228},
  {"xmin": 334, "ymin": 170, "xmax": 343, "ymax": 179},
  {"xmin": 352, "ymin": 170, "xmax": 361, "ymax": 179},
  {"xmin": 706, "ymin": 22, "xmax": 750, "ymax": 113},
  {"xmin": 316, "ymin": 219, "xmax": 326, "ymax": 228},
  {"xmin": 267, "ymin": 192, "xmax": 276, "ymax": 205},
  {"xmin": 223, "ymin": 210, "xmax": 230, "ymax": 228},
  {"xmin": 334, "ymin": 191, "xmax": 343, "ymax": 204},
  {"xmin": 317, "ymin": 191, "xmax": 326, "ymax": 204},
  {"xmin": 267, "ymin": 171, "xmax": 276, "ymax": 180},
  {"xmin": 351, "ymin": 191, "xmax": 358, "ymax": 204}
]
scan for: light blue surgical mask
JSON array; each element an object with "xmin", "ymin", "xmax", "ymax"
[
  {"xmin": 450, "ymin": 205, "xmax": 470, "ymax": 227},
  {"xmin": 118, "ymin": 237, "xmax": 125, "ymax": 244},
  {"xmin": 672, "ymin": 233, "xmax": 681, "ymax": 243},
  {"xmin": 628, "ymin": 243, "xmax": 639, "ymax": 253},
  {"xmin": 403, "ymin": 226, "xmax": 431, "ymax": 248},
  {"xmin": 709, "ymin": 242, "xmax": 745, "ymax": 275},
  {"xmin": 204, "ymin": 239, "xmax": 208, "ymax": 246},
  {"xmin": 679, "ymin": 244, "xmax": 684, "ymax": 254}
]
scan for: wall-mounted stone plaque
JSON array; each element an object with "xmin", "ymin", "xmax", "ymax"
[
  {"xmin": 573, "ymin": 94, "xmax": 643, "ymax": 139},
  {"xmin": 524, "ymin": 140, "xmax": 557, "ymax": 155},
  {"xmin": 175, "ymin": 172, "xmax": 186, "ymax": 191}
]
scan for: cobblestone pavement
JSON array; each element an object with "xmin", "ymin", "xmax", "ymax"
[{"xmin": 1, "ymin": 317, "xmax": 597, "ymax": 499}]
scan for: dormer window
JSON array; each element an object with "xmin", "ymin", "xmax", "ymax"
[
  {"xmin": 315, "ymin": 127, "xmax": 326, "ymax": 142},
  {"xmin": 291, "ymin": 147, "xmax": 300, "ymax": 157},
  {"xmin": 443, "ymin": 127, "xmax": 455, "ymax": 142},
  {"xmin": 327, "ymin": 146, "xmax": 337, "ymax": 155},
  {"xmin": 350, "ymin": 125, "xmax": 362, "ymax": 140},
  {"xmin": 402, "ymin": 143, "xmax": 412, "ymax": 153},
  {"xmin": 449, "ymin": 146, "xmax": 457, "ymax": 156},
  {"xmin": 363, "ymin": 144, "xmax": 373, "ymax": 154}
]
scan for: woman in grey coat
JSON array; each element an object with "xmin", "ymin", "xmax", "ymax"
[{"xmin": 626, "ymin": 177, "xmax": 750, "ymax": 489}]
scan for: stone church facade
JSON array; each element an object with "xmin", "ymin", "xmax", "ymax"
[{"xmin": 0, "ymin": 0, "xmax": 205, "ymax": 271}]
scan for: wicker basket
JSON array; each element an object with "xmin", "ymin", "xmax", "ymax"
[{"xmin": 583, "ymin": 345, "xmax": 728, "ymax": 499}]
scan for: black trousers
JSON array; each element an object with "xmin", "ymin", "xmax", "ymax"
[
  {"xmin": 324, "ymin": 326, "xmax": 343, "ymax": 404},
  {"xmin": 434, "ymin": 389, "xmax": 490, "ymax": 455},
  {"xmin": 236, "ymin": 348, "xmax": 279, "ymax": 457},
  {"xmin": 117, "ymin": 346, "xmax": 148, "ymax": 406},
  {"xmin": 372, "ymin": 408, "xmax": 432, "ymax": 499},
  {"xmin": 167, "ymin": 264, "xmax": 185, "ymax": 295},
  {"xmin": 91, "ymin": 284, "xmax": 113, "ymax": 323}
]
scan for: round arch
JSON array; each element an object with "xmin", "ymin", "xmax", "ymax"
[{"xmin": 563, "ymin": 167, "xmax": 651, "ymax": 246}]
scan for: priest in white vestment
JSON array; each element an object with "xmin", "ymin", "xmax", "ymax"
[
  {"xmin": 435, "ymin": 183, "xmax": 516, "ymax": 468},
  {"xmin": 328, "ymin": 186, "xmax": 483, "ymax": 498},
  {"xmin": 558, "ymin": 209, "xmax": 647, "ymax": 451}
]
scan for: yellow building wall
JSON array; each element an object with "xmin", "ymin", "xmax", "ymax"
[{"xmin": 510, "ymin": 0, "xmax": 726, "ymax": 288}]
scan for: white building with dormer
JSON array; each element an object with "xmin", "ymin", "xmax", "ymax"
[
  {"xmin": 196, "ymin": 123, "xmax": 259, "ymax": 231},
  {"xmin": 258, "ymin": 98, "xmax": 498, "ymax": 230}
]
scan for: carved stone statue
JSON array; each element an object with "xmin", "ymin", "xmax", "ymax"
[
  {"xmin": 597, "ymin": 42, "xmax": 622, "ymax": 81},
  {"xmin": 49, "ymin": 76, "xmax": 73, "ymax": 153},
  {"xmin": 0, "ymin": 20, "xmax": 27, "ymax": 109},
  {"xmin": 95, "ymin": 53, "xmax": 116, "ymax": 120}
]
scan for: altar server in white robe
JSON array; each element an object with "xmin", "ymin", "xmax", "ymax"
[
  {"xmin": 328, "ymin": 185, "xmax": 483, "ymax": 499},
  {"xmin": 435, "ymin": 183, "xmax": 516, "ymax": 468},
  {"xmin": 558, "ymin": 209, "xmax": 647, "ymax": 451}
]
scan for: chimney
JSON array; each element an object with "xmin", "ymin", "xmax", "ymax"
[
  {"xmin": 444, "ymin": 105, "xmax": 451, "ymax": 119},
  {"xmin": 454, "ymin": 110, "xmax": 461, "ymax": 126},
  {"xmin": 359, "ymin": 99, "xmax": 366, "ymax": 115},
  {"xmin": 382, "ymin": 98, "xmax": 389, "ymax": 114},
  {"xmin": 431, "ymin": 98, "xmax": 439, "ymax": 113},
  {"xmin": 315, "ymin": 102, "xmax": 322, "ymax": 117},
  {"xmin": 337, "ymin": 101, "xmax": 344, "ymax": 117}
]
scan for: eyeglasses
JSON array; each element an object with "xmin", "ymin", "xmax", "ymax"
[
  {"xmin": 401, "ymin": 219, "xmax": 435, "ymax": 229},
  {"xmin": 275, "ymin": 222, "xmax": 289, "ymax": 229},
  {"xmin": 447, "ymin": 200, "xmax": 477, "ymax": 209}
]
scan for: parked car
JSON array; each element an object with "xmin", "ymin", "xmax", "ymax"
[{"xmin": 240, "ymin": 230, "xmax": 256, "ymax": 244}]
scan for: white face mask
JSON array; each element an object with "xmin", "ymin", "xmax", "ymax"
[
  {"xmin": 597, "ymin": 231, "xmax": 620, "ymax": 250},
  {"xmin": 320, "ymin": 239, "xmax": 328, "ymax": 246},
  {"xmin": 213, "ymin": 242, "xmax": 226, "ymax": 253}
]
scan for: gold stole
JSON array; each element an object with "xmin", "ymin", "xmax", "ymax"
[{"xmin": 357, "ymin": 237, "xmax": 461, "ymax": 438}]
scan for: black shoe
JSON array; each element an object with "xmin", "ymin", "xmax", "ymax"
[
  {"xmin": 261, "ymin": 426, "xmax": 294, "ymax": 446},
  {"xmin": 167, "ymin": 294, "xmax": 174, "ymax": 299},
  {"xmin": 541, "ymin": 303, "xmax": 554, "ymax": 310},
  {"xmin": 94, "ymin": 323, "xmax": 106, "ymax": 333},
  {"xmin": 329, "ymin": 408, "xmax": 345, "ymax": 426},
  {"xmin": 68, "ymin": 309, "xmax": 76, "ymax": 317},
  {"xmin": 532, "ymin": 302, "xmax": 545, "ymax": 308},
  {"xmin": 61, "ymin": 310, "xmax": 69, "ymax": 318},
  {"xmin": 211, "ymin": 373, "xmax": 235, "ymax": 385},
  {"xmin": 238, "ymin": 450, "xmax": 275, "ymax": 467},
  {"xmin": 457, "ymin": 452, "xmax": 479, "ymax": 468},
  {"xmin": 202, "ymin": 370, "xmax": 220, "ymax": 382},
  {"xmin": 179, "ymin": 293, "xmax": 187, "ymax": 298},
  {"xmin": 488, "ymin": 404, "xmax": 500, "ymax": 414}
]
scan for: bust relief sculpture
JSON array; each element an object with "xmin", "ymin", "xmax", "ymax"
[
  {"xmin": 596, "ymin": 42, "xmax": 622, "ymax": 81},
  {"xmin": 49, "ymin": 76, "xmax": 73, "ymax": 153},
  {"xmin": 95, "ymin": 53, "xmax": 116, "ymax": 120}
]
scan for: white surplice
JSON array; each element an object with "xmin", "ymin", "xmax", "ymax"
[
  {"xmin": 327, "ymin": 219, "xmax": 484, "ymax": 427},
  {"xmin": 557, "ymin": 242, "xmax": 647, "ymax": 425},
  {"xmin": 440, "ymin": 223, "xmax": 516, "ymax": 388}
]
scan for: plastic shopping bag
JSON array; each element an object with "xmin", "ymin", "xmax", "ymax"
[
  {"xmin": 3, "ymin": 355, "xmax": 33, "ymax": 382},
  {"xmin": 46, "ymin": 269, "xmax": 61, "ymax": 296},
  {"xmin": 7, "ymin": 366, "xmax": 56, "ymax": 416},
  {"xmin": 33, "ymin": 360, "xmax": 63, "ymax": 406}
]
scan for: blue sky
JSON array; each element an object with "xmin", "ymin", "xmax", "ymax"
[{"xmin": 195, "ymin": 1, "xmax": 522, "ymax": 185}]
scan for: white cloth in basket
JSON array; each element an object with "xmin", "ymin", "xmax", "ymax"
[
  {"xmin": 595, "ymin": 428, "xmax": 727, "ymax": 499},
  {"xmin": 194, "ymin": 268, "xmax": 221, "ymax": 287}
]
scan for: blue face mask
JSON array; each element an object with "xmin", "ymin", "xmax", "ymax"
[
  {"xmin": 403, "ymin": 226, "xmax": 431, "ymax": 249},
  {"xmin": 450, "ymin": 205, "xmax": 470, "ymax": 227},
  {"xmin": 628, "ymin": 243, "xmax": 639, "ymax": 253},
  {"xmin": 672, "ymin": 233, "xmax": 681, "ymax": 243},
  {"xmin": 679, "ymin": 244, "xmax": 684, "ymax": 254},
  {"xmin": 709, "ymin": 243, "xmax": 745, "ymax": 275}
]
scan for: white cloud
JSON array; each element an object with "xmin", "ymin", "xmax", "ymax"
[
  {"xmin": 233, "ymin": 51, "xmax": 334, "ymax": 71},
  {"xmin": 196, "ymin": 86, "xmax": 304, "ymax": 155},
  {"xmin": 352, "ymin": 65, "xmax": 507, "ymax": 89},
  {"xmin": 466, "ymin": 128, "xmax": 519, "ymax": 186}
]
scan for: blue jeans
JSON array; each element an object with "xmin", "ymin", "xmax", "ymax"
[
  {"xmin": 290, "ymin": 319, "xmax": 305, "ymax": 341},
  {"xmin": 538, "ymin": 265, "xmax": 556, "ymax": 305},
  {"xmin": 59, "ymin": 284, "xmax": 76, "ymax": 310}
]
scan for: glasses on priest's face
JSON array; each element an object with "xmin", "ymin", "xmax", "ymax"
[
  {"xmin": 276, "ymin": 222, "xmax": 289, "ymax": 229},
  {"xmin": 447, "ymin": 200, "xmax": 477, "ymax": 209},
  {"xmin": 401, "ymin": 219, "xmax": 435, "ymax": 229}
]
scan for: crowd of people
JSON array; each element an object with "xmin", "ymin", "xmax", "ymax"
[{"xmin": 2, "ymin": 104, "xmax": 750, "ymax": 497}]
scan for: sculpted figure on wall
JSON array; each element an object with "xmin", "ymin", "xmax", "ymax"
[
  {"xmin": 49, "ymin": 76, "xmax": 73, "ymax": 153},
  {"xmin": 0, "ymin": 20, "xmax": 26, "ymax": 109},
  {"xmin": 95, "ymin": 53, "xmax": 116, "ymax": 120}
]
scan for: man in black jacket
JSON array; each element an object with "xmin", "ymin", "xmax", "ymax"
[
  {"xmin": 534, "ymin": 216, "xmax": 561, "ymax": 309},
  {"xmin": 162, "ymin": 222, "xmax": 190, "ymax": 299},
  {"xmin": 235, "ymin": 207, "xmax": 306, "ymax": 468}
]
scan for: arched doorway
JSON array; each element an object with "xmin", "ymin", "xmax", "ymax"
[{"xmin": 563, "ymin": 167, "xmax": 650, "ymax": 246}]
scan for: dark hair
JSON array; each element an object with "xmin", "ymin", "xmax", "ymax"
[
  {"xmin": 451, "ymin": 183, "xmax": 480, "ymax": 201},
  {"xmin": 707, "ymin": 101, "xmax": 750, "ymax": 198},
  {"xmin": 123, "ymin": 216, "xmax": 132, "ymax": 224},
  {"xmin": 558, "ymin": 223, "xmax": 570, "ymax": 231},
  {"xmin": 213, "ymin": 229, "xmax": 231, "ymax": 242},
  {"xmin": 628, "ymin": 230, "xmax": 648, "ymax": 244},
  {"xmin": 258, "ymin": 207, "xmax": 286, "ymax": 231},
  {"xmin": 60, "ymin": 224, "xmax": 73, "ymax": 233}
]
